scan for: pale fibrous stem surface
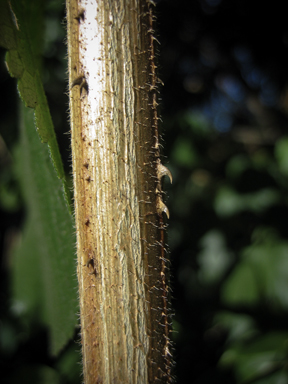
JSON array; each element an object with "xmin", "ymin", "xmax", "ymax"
[{"xmin": 66, "ymin": 0, "xmax": 173, "ymax": 382}]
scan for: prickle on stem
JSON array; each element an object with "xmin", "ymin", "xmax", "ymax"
[
  {"xmin": 156, "ymin": 161, "xmax": 172, "ymax": 219},
  {"xmin": 71, "ymin": 74, "xmax": 89, "ymax": 96},
  {"xmin": 156, "ymin": 196, "xmax": 170, "ymax": 219},
  {"xmin": 157, "ymin": 162, "xmax": 172, "ymax": 184}
]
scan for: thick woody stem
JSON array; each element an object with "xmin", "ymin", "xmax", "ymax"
[{"xmin": 66, "ymin": 0, "xmax": 173, "ymax": 382}]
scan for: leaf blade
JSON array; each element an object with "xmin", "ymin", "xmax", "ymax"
[{"xmin": 13, "ymin": 105, "xmax": 77, "ymax": 355}]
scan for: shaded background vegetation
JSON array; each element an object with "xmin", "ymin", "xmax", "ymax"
[{"xmin": 1, "ymin": 0, "xmax": 288, "ymax": 382}]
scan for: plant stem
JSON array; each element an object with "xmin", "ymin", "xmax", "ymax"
[{"xmin": 66, "ymin": 0, "xmax": 173, "ymax": 382}]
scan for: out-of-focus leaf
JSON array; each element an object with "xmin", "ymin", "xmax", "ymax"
[
  {"xmin": 275, "ymin": 136, "xmax": 288, "ymax": 177},
  {"xmin": 221, "ymin": 227, "xmax": 288, "ymax": 308},
  {"xmin": 226, "ymin": 154, "xmax": 250, "ymax": 180},
  {"xmin": 198, "ymin": 230, "xmax": 232, "ymax": 284},
  {"xmin": 171, "ymin": 136, "xmax": 198, "ymax": 167},
  {"xmin": 214, "ymin": 312, "xmax": 257, "ymax": 343},
  {"xmin": 0, "ymin": 164, "xmax": 20, "ymax": 211},
  {"xmin": 219, "ymin": 332, "xmax": 288, "ymax": 383},
  {"xmin": 251, "ymin": 149, "xmax": 271, "ymax": 170},
  {"xmin": 185, "ymin": 110, "xmax": 211, "ymax": 136},
  {"xmin": 12, "ymin": 105, "xmax": 77, "ymax": 356},
  {"xmin": 221, "ymin": 262, "xmax": 258, "ymax": 305},
  {"xmin": 56, "ymin": 342, "xmax": 82, "ymax": 383},
  {"xmin": 214, "ymin": 186, "xmax": 279, "ymax": 217}
]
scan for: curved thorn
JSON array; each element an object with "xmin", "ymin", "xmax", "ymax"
[
  {"xmin": 157, "ymin": 198, "xmax": 170, "ymax": 219},
  {"xmin": 157, "ymin": 163, "xmax": 173, "ymax": 184},
  {"xmin": 162, "ymin": 203, "xmax": 170, "ymax": 219}
]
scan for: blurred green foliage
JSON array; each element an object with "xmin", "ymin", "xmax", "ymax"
[
  {"xmin": 165, "ymin": 109, "xmax": 288, "ymax": 382},
  {"xmin": 157, "ymin": 0, "xmax": 288, "ymax": 379}
]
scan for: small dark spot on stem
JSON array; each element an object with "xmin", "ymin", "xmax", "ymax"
[
  {"xmin": 75, "ymin": 8, "xmax": 85, "ymax": 23},
  {"xmin": 86, "ymin": 258, "xmax": 97, "ymax": 276}
]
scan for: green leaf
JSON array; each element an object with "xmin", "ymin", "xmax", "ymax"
[
  {"xmin": 221, "ymin": 227, "xmax": 288, "ymax": 308},
  {"xmin": 219, "ymin": 332, "xmax": 288, "ymax": 383},
  {"xmin": 214, "ymin": 312, "xmax": 257, "ymax": 344},
  {"xmin": 56, "ymin": 343, "xmax": 82, "ymax": 383},
  {"xmin": 275, "ymin": 136, "xmax": 288, "ymax": 177},
  {"xmin": 0, "ymin": 0, "xmax": 77, "ymax": 354},
  {"xmin": 198, "ymin": 230, "xmax": 232, "ymax": 284},
  {"xmin": 226, "ymin": 154, "xmax": 250, "ymax": 180},
  {"xmin": 0, "ymin": 0, "xmax": 70, "ymax": 206},
  {"xmin": 214, "ymin": 186, "xmax": 280, "ymax": 217},
  {"xmin": 12, "ymin": 105, "xmax": 77, "ymax": 355},
  {"xmin": 221, "ymin": 261, "xmax": 259, "ymax": 306},
  {"xmin": 171, "ymin": 136, "xmax": 198, "ymax": 167}
]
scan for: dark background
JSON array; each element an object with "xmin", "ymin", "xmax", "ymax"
[{"xmin": 1, "ymin": 0, "xmax": 288, "ymax": 382}]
